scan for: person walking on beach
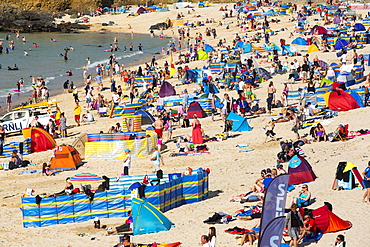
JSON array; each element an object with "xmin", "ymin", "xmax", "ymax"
[
  {"xmin": 123, "ymin": 149, "xmax": 131, "ymax": 176},
  {"xmin": 154, "ymin": 115, "xmax": 164, "ymax": 138},
  {"xmin": 74, "ymin": 101, "xmax": 81, "ymax": 127},
  {"xmin": 362, "ymin": 161, "xmax": 370, "ymax": 203},
  {"xmin": 286, "ymin": 204, "xmax": 303, "ymax": 247},
  {"xmin": 59, "ymin": 112, "xmax": 67, "ymax": 138},
  {"xmin": 150, "ymin": 146, "xmax": 164, "ymax": 173},
  {"xmin": 6, "ymin": 93, "xmax": 12, "ymax": 112}
]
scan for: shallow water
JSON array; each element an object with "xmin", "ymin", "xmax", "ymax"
[{"xmin": 0, "ymin": 31, "xmax": 169, "ymax": 111}]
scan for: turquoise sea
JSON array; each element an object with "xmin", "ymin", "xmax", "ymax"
[{"xmin": 0, "ymin": 31, "xmax": 170, "ymax": 110}]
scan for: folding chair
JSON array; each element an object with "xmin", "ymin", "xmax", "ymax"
[{"xmin": 98, "ymin": 107, "xmax": 107, "ymax": 117}]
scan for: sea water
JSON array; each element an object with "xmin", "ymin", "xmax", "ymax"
[{"xmin": 0, "ymin": 31, "xmax": 170, "ymax": 111}]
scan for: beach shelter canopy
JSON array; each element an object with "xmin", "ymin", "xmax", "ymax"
[
  {"xmin": 332, "ymin": 162, "xmax": 364, "ymax": 190},
  {"xmin": 204, "ymin": 44, "xmax": 214, "ymax": 53},
  {"xmin": 334, "ymin": 39, "xmax": 349, "ymax": 50},
  {"xmin": 187, "ymin": 101, "xmax": 207, "ymax": 119},
  {"xmin": 137, "ymin": 7, "xmax": 146, "ymax": 14},
  {"xmin": 324, "ymin": 90, "xmax": 359, "ymax": 111},
  {"xmin": 337, "ymin": 72, "xmax": 355, "ymax": 87},
  {"xmin": 310, "ymin": 25, "xmax": 328, "ymax": 35},
  {"xmin": 307, "ymin": 44, "xmax": 319, "ymax": 53},
  {"xmin": 348, "ymin": 90, "xmax": 364, "ymax": 108},
  {"xmin": 354, "ymin": 23, "xmax": 366, "ymax": 31},
  {"xmin": 318, "ymin": 60, "xmax": 328, "ymax": 69},
  {"xmin": 312, "ymin": 204, "xmax": 352, "ymax": 233},
  {"xmin": 288, "ymin": 155, "xmax": 317, "ymax": 185},
  {"xmin": 197, "ymin": 50, "xmax": 209, "ymax": 60},
  {"xmin": 159, "ymin": 81, "xmax": 176, "ymax": 98},
  {"xmin": 49, "ymin": 145, "xmax": 82, "ymax": 171},
  {"xmin": 292, "ymin": 37, "xmax": 307, "ymax": 46},
  {"xmin": 134, "ymin": 110, "xmax": 155, "ymax": 125},
  {"xmin": 69, "ymin": 172, "xmax": 105, "ymax": 183},
  {"xmin": 72, "ymin": 133, "xmax": 87, "ymax": 159},
  {"xmin": 22, "ymin": 127, "xmax": 56, "ymax": 153},
  {"xmin": 132, "ymin": 198, "xmax": 174, "ymax": 235},
  {"xmin": 226, "ymin": 112, "xmax": 253, "ymax": 132}
]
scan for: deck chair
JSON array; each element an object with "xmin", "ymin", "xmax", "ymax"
[
  {"xmin": 329, "ymin": 124, "xmax": 349, "ymax": 142},
  {"xmin": 98, "ymin": 107, "xmax": 107, "ymax": 117}
]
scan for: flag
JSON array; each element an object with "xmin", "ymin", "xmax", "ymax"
[
  {"xmin": 258, "ymin": 216, "xmax": 286, "ymax": 247},
  {"xmin": 259, "ymin": 173, "xmax": 290, "ymax": 245},
  {"xmin": 170, "ymin": 52, "xmax": 176, "ymax": 77}
]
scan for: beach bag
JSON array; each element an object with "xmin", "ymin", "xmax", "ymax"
[{"xmin": 9, "ymin": 161, "xmax": 16, "ymax": 170}]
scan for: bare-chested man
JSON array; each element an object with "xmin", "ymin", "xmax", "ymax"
[{"xmin": 153, "ymin": 115, "xmax": 164, "ymax": 138}]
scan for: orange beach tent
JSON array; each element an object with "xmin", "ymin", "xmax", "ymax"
[
  {"xmin": 49, "ymin": 145, "xmax": 82, "ymax": 171},
  {"xmin": 22, "ymin": 127, "xmax": 56, "ymax": 152}
]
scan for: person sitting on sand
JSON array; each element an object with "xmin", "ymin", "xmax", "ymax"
[
  {"xmin": 82, "ymin": 110, "xmax": 94, "ymax": 122},
  {"xmin": 107, "ymin": 211, "xmax": 133, "ymax": 235},
  {"xmin": 239, "ymin": 221, "xmax": 260, "ymax": 246},
  {"xmin": 297, "ymin": 214, "xmax": 317, "ymax": 244},
  {"xmin": 291, "ymin": 184, "xmax": 311, "ymax": 207},
  {"xmin": 264, "ymin": 120, "xmax": 276, "ymax": 142},
  {"xmin": 272, "ymin": 111, "xmax": 292, "ymax": 123},
  {"xmin": 42, "ymin": 163, "xmax": 55, "ymax": 176},
  {"xmin": 314, "ymin": 123, "xmax": 327, "ymax": 142},
  {"xmin": 250, "ymin": 171, "xmax": 273, "ymax": 193}
]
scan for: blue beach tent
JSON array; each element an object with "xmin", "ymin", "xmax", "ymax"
[
  {"xmin": 226, "ymin": 112, "xmax": 253, "ymax": 132},
  {"xmin": 204, "ymin": 44, "xmax": 214, "ymax": 53},
  {"xmin": 335, "ymin": 39, "xmax": 349, "ymax": 50},
  {"xmin": 243, "ymin": 43, "xmax": 252, "ymax": 53},
  {"xmin": 132, "ymin": 198, "xmax": 174, "ymax": 235},
  {"xmin": 292, "ymin": 37, "xmax": 307, "ymax": 45},
  {"xmin": 354, "ymin": 23, "xmax": 366, "ymax": 31}
]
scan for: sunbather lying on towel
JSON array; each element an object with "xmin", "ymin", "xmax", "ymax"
[
  {"xmin": 239, "ymin": 222, "xmax": 260, "ymax": 246},
  {"xmin": 236, "ymin": 206, "xmax": 262, "ymax": 221}
]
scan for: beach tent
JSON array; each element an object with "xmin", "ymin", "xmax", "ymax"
[
  {"xmin": 292, "ymin": 37, "xmax": 307, "ymax": 46},
  {"xmin": 354, "ymin": 23, "xmax": 366, "ymax": 31},
  {"xmin": 197, "ymin": 50, "xmax": 209, "ymax": 60},
  {"xmin": 22, "ymin": 127, "xmax": 56, "ymax": 153},
  {"xmin": 159, "ymin": 81, "xmax": 176, "ymax": 98},
  {"xmin": 137, "ymin": 7, "xmax": 146, "ymax": 14},
  {"xmin": 332, "ymin": 162, "xmax": 364, "ymax": 190},
  {"xmin": 49, "ymin": 145, "xmax": 82, "ymax": 171},
  {"xmin": 72, "ymin": 133, "xmax": 87, "ymax": 159},
  {"xmin": 254, "ymin": 68, "xmax": 272, "ymax": 80},
  {"xmin": 187, "ymin": 101, "xmax": 207, "ymax": 119},
  {"xmin": 242, "ymin": 43, "xmax": 252, "ymax": 53},
  {"xmin": 307, "ymin": 44, "xmax": 319, "ymax": 53},
  {"xmin": 204, "ymin": 44, "xmax": 214, "ymax": 53},
  {"xmin": 311, "ymin": 204, "xmax": 352, "ymax": 233},
  {"xmin": 310, "ymin": 25, "xmax": 328, "ymax": 35},
  {"xmin": 337, "ymin": 72, "xmax": 355, "ymax": 87},
  {"xmin": 226, "ymin": 112, "xmax": 253, "ymax": 132},
  {"xmin": 288, "ymin": 155, "xmax": 317, "ymax": 185},
  {"xmin": 132, "ymin": 198, "xmax": 174, "ymax": 235},
  {"xmin": 348, "ymin": 90, "xmax": 364, "ymax": 107},
  {"xmin": 334, "ymin": 39, "xmax": 349, "ymax": 50},
  {"xmin": 324, "ymin": 90, "xmax": 359, "ymax": 111},
  {"xmin": 134, "ymin": 110, "xmax": 155, "ymax": 125}
]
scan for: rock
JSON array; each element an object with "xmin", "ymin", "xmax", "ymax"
[{"xmin": 0, "ymin": 4, "xmax": 89, "ymax": 32}]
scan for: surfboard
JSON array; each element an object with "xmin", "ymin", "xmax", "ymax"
[
  {"xmin": 50, "ymin": 40, "xmax": 57, "ymax": 42},
  {"xmin": 12, "ymin": 100, "xmax": 62, "ymax": 110},
  {"xmin": 238, "ymin": 149, "xmax": 254, "ymax": 152},
  {"xmin": 236, "ymin": 144, "xmax": 249, "ymax": 147},
  {"xmin": 13, "ymin": 90, "xmax": 21, "ymax": 92},
  {"xmin": 103, "ymin": 50, "xmax": 111, "ymax": 52}
]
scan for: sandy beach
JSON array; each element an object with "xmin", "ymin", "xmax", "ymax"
[{"xmin": 1, "ymin": 3, "xmax": 370, "ymax": 247}]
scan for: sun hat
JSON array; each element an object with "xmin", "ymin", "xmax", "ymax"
[{"xmin": 124, "ymin": 149, "xmax": 131, "ymax": 152}]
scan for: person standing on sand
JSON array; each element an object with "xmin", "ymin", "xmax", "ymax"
[
  {"xmin": 59, "ymin": 112, "xmax": 67, "ymax": 138},
  {"xmin": 150, "ymin": 146, "xmax": 164, "ymax": 173},
  {"xmin": 362, "ymin": 161, "xmax": 370, "ymax": 204},
  {"xmin": 154, "ymin": 115, "xmax": 164, "ymax": 138},
  {"xmin": 6, "ymin": 93, "xmax": 11, "ymax": 112},
  {"xmin": 74, "ymin": 101, "xmax": 81, "ymax": 127}
]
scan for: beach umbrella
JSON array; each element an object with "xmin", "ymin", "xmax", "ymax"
[
  {"xmin": 310, "ymin": 25, "xmax": 328, "ymax": 35},
  {"xmin": 354, "ymin": 23, "xmax": 366, "ymax": 31},
  {"xmin": 69, "ymin": 172, "xmax": 105, "ymax": 183},
  {"xmin": 334, "ymin": 39, "xmax": 349, "ymax": 50},
  {"xmin": 292, "ymin": 37, "xmax": 307, "ymax": 46}
]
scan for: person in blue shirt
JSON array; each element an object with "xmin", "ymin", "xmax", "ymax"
[{"xmin": 362, "ymin": 162, "xmax": 370, "ymax": 203}]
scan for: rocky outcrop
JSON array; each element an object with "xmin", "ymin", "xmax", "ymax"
[{"xmin": 0, "ymin": 5, "xmax": 89, "ymax": 32}]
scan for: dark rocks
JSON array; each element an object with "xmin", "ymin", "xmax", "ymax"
[{"xmin": 0, "ymin": 4, "xmax": 89, "ymax": 32}]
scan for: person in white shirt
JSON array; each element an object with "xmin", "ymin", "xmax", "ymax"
[
  {"xmin": 123, "ymin": 149, "xmax": 131, "ymax": 175},
  {"xmin": 208, "ymin": 227, "xmax": 216, "ymax": 247},
  {"xmin": 334, "ymin": 234, "xmax": 346, "ymax": 247},
  {"xmin": 112, "ymin": 91, "xmax": 120, "ymax": 105},
  {"xmin": 341, "ymin": 51, "xmax": 347, "ymax": 65},
  {"xmin": 200, "ymin": 235, "xmax": 211, "ymax": 247}
]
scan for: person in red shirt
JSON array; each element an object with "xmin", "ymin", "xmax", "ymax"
[{"xmin": 298, "ymin": 214, "xmax": 317, "ymax": 243}]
